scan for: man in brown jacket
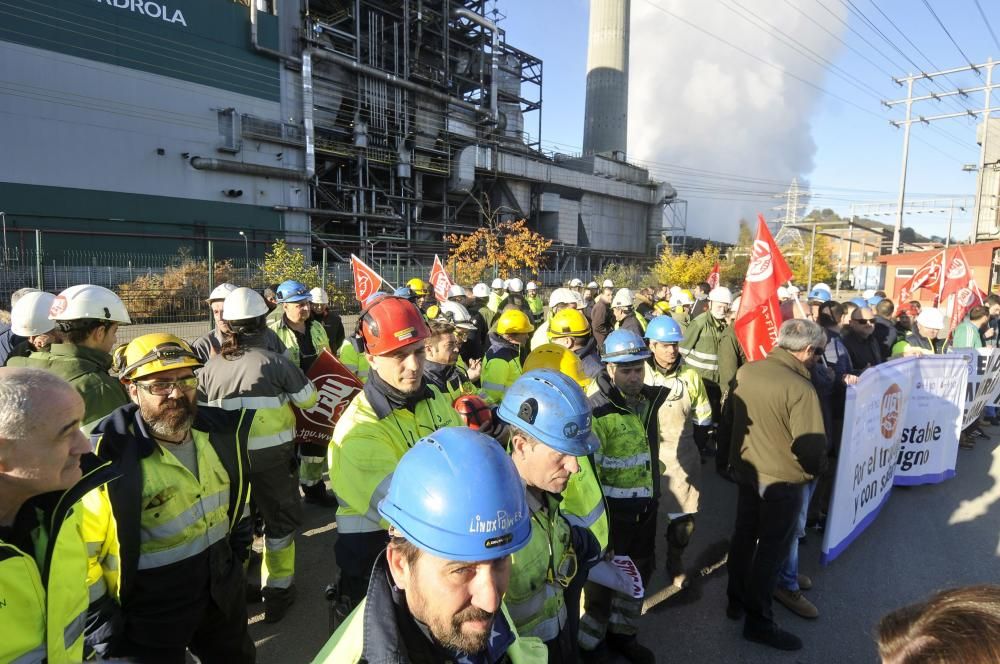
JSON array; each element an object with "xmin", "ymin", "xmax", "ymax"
[{"xmin": 725, "ymin": 319, "xmax": 828, "ymax": 652}]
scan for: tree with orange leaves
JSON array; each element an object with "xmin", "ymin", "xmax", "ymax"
[{"xmin": 446, "ymin": 216, "xmax": 552, "ymax": 285}]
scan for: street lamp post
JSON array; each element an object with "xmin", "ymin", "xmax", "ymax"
[
  {"xmin": 0, "ymin": 211, "xmax": 7, "ymax": 263},
  {"xmin": 238, "ymin": 231, "xmax": 249, "ymax": 272}
]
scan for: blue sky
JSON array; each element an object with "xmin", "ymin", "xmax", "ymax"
[{"xmin": 497, "ymin": 0, "xmax": 998, "ymax": 243}]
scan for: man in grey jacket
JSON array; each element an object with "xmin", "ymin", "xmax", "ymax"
[{"xmin": 725, "ymin": 319, "xmax": 828, "ymax": 652}]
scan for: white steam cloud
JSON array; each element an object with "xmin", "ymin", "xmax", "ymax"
[{"xmin": 628, "ymin": 0, "xmax": 847, "ymax": 242}]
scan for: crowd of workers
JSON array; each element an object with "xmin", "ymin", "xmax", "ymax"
[{"xmin": 1, "ymin": 270, "xmax": 998, "ymax": 664}]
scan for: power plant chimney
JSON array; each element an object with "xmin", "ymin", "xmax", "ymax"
[{"xmin": 583, "ymin": 0, "xmax": 630, "ymax": 158}]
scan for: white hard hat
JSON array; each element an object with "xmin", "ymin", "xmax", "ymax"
[
  {"xmin": 526, "ymin": 281, "xmax": 537, "ymax": 291},
  {"xmin": 612, "ymin": 288, "xmax": 634, "ymax": 309},
  {"xmin": 207, "ymin": 282, "xmax": 238, "ymax": 303},
  {"xmin": 11, "ymin": 291, "xmax": 56, "ymax": 337},
  {"xmin": 862, "ymin": 289, "xmax": 876, "ymax": 300},
  {"xmin": 777, "ymin": 286, "xmax": 790, "ymax": 300},
  {"xmin": 436, "ymin": 300, "xmax": 477, "ymax": 330},
  {"xmin": 448, "ymin": 284, "xmax": 466, "ymax": 299},
  {"xmin": 587, "ymin": 281, "xmax": 599, "ymax": 290},
  {"xmin": 473, "ymin": 283, "xmax": 490, "ymax": 298},
  {"xmin": 813, "ymin": 282, "xmax": 831, "ymax": 294},
  {"xmin": 49, "ymin": 285, "xmax": 131, "ymax": 324},
  {"xmin": 674, "ymin": 291, "xmax": 694, "ymax": 306},
  {"xmin": 491, "ymin": 278, "xmax": 505, "ymax": 289},
  {"xmin": 549, "ymin": 287, "xmax": 578, "ymax": 309},
  {"xmin": 571, "ymin": 291, "xmax": 586, "ymax": 309},
  {"xmin": 787, "ymin": 285, "xmax": 800, "ymax": 294},
  {"xmin": 708, "ymin": 287, "xmax": 733, "ymax": 305},
  {"xmin": 309, "ymin": 287, "xmax": 329, "ymax": 305},
  {"xmin": 569, "ymin": 278, "xmax": 583, "ymax": 288},
  {"xmin": 10, "ymin": 288, "xmax": 40, "ymax": 308},
  {"xmin": 508, "ymin": 278, "xmax": 524, "ymax": 293},
  {"xmin": 602, "ymin": 279, "xmax": 614, "ymax": 289},
  {"xmin": 916, "ymin": 308, "xmax": 945, "ymax": 330},
  {"xmin": 670, "ymin": 286, "xmax": 681, "ymax": 296},
  {"xmin": 223, "ymin": 287, "xmax": 269, "ymax": 321}
]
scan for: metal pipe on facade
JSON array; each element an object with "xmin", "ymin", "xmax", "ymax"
[
  {"xmin": 190, "ymin": 157, "xmax": 308, "ymax": 181},
  {"xmin": 272, "ymin": 205, "xmax": 402, "ymax": 221},
  {"xmin": 249, "ymin": 2, "xmax": 300, "ymax": 64},
  {"xmin": 302, "ymin": 51, "xmax": 316, "ymax": 179},
  {"xmin": 451, "ymin": 7, "xmax": 499, "ymax": 119}
]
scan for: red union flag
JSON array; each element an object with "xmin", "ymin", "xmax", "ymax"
[
  {"xmin": 946, "ymin": 278, "xmax": 987, "ymax": 334},
  {"xmin": 351, "ymin": 254, "xmax": 383, "ymax": 302},
  {"xmin": 293, "ymin": 350, "xmax": 364, "ymax": 445},
  {"xmin": 939, "ymin": 246, "xmax": 972, "ymax": 303},
  {"xmin": 707, "ymin": 262, "xmax": 721, "ymax": 290},
  {"xmin": 429, "ymin": 255, "xmax": 454, "ymax": 303},
  {"xmin": 898, "ymin": 250, "xmax": 944, "ymax": 302},
  {"xmin": 733, "ymin": 214, "xmax": 793, "ymax": 362}
]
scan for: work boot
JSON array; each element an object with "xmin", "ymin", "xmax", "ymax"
[
  {"xmin": 579, "ymin": 643, "xmax": 611, "ymax": 664},
  {"xmin": 246, "ymin": 583, "xmax": 262, "ymax": 604},
  {"xmin": 263, "ymin": 584, "xmax": 297, "ymax": 623},
  {"xmin": 774, "ymin": 587, "xmax": 819, "ymax": 619},
  {"xmin": 743, "ymin": 624, "xmax": 803, "ymax": 651},
  {"xmin": 726, "ymin": 599, "xmax": 745, "ymax": 620},
  {"xmin": 301, "ymin": 483, "xmax": 337, "ymax": 507},
  {"xmin": 606, "ymin": 634, "xmax": 655, "ymax": 664},
  {"xmin": 797, "ymin": 574, "xmax": 813, "ymax": 590}
]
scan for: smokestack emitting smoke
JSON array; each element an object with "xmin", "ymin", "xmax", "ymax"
[
  {"xmin": 628, "ymin": 1, "xmax": 845, "ymax": 241},
  {"xmin": 583, "ymin": 0, "xmax": 630, "ymax": 156}
]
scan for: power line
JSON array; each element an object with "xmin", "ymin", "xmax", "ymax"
[
  {"xmin": 782, "ymin": 0, "xmax": 895, "ymax": 79},
  {"xmin": 919, "ymin": 0, "xmax": 977, "ymax": 69},
  {"xmin": 973, "ymin": 0, "xmax": 1000, "ymax": 53}
]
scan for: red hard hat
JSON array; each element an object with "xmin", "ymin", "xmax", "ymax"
[
  {"xmin": 358, "ymin": 295, "xmax": 430, "ymax": 356},
  {"xmin": 453, "ymin": 395, "xmax": 493, "ymax": 431}
]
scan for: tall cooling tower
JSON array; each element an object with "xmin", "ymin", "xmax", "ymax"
[{"xmin": 582, "ymin": 0, "xmax": 630, "ymax": 157}]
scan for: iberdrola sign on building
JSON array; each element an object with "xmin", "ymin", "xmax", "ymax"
[{"xmin": 95, "ymin": 0, "xmax": 188, "ymax": 26}]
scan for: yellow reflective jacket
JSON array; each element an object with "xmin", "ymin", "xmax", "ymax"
[
  {"xmin": 482, "ymin": 333, "xmax": 526, "ymax": 404},
  {"xmin": 329, "ymin": 379, "xmax": 461, "ymax": 534},
  {"xmin": 269, "ymin": 316, "xmax": 330, "ymax": 369},
  {"xmin": 0, "ymin": 456, "xmax": 117, "ymax": 664},
  {"xmin": 337, "ymin": 338, "xmax": 370, "ymax": 384},
  {"xmin": 561, "ymin": 455, "xmax": 610, "ymax": 552}
]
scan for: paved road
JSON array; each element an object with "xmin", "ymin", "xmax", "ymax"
[{"xmin": 246, "ymin": 428, "xmax": 1000, "ymax": 664}]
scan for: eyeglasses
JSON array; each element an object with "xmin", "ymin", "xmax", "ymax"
[
  {"xmin": 852, "ymin": 318, "xmax": 874, "ymax": 325},
  {"xmin": 813, "ymin": 348, "xmax": 826, "ymax": 356},
  {"xmin": 134, "ymin": 376, "xmax": 199, "ymax": 396}
]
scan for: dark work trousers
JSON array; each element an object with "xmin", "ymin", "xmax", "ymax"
[
  {"xmin": 110, "ymin": 594, "xmax": 255, "ymax": 664},
  {"xmin": 695, "ymin": 380, "xmax": 723, "ymax": 466},
  {"xmin": 334, "ymin": 530, "xmax": 391, "ymax": 609},
  {"xmin": 726, "ymin": 481, "xmax": 803, "ymax": 632}
]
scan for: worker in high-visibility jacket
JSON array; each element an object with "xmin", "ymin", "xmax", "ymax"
[
  {"xmin": 891, "ymin": 307, "xmax": 945, "ymax": 357},
  {"xmin": 644, "ymin": 315, "xmax": 712, "ymax": 588},
  {"xmin": 8, "ymin": 284, "xmax": 131, "ymax": 433},
  {"xmin": 422, "ymin": 304, "xmax": 481, "ymax": 401},
  {"xmin": 337, "ymin": 336, "xmax": 370, "ymax": 383},
  {"xmin": 525, "ymin": 281, "xmax": 545, "ymax": 325},
  {"xmin": 547, "ymin": 307, "xmax": 604, "ymax": 381},
  {"xmin": 497, "ymin": 369, "xmax": 603, "ymax": 661},
  {"xmin": 482, "ymin": 309, "xmax": 534, "ymax": 403},
  {"xmin": 0, "ymin": 368, "xmax": 118, "ymax": 664},
  {"xmin": 328, "ymin": 295, "xmax": 462, "ymax": 625},
  {"xmin": 268, "ymin": 280, "xmax": 334, "ymax": 507},
  {"xmin": 197, "ymin": 288, "xmax": 318, "ymax": 623},
  {"xmin": 313, "ymin": 427, "xmax": 547, "ymax": 663},
  {"xmin": 82, "ymin": 334, "xmax": 255, "ymax": 661},
  {"xmin": 579, "ymin": 329, "xmax": 667, "ymax": 664},
  {"xmin": 611, "ymin": 288, "xmax": 647, "ymax": 335}
]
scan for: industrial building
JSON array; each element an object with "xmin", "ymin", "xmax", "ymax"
[{"xmin": 0, "ymin": 0, "xmax": 680, "ymax": 272}]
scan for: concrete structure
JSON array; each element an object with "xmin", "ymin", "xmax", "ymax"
[
  {"xmin": 972, "ymin": 118, "xmax": 1000, "ymax": 241},
  {"xmin": 582, "ymin": 0, "xmax": 630, "ymax": 157}
]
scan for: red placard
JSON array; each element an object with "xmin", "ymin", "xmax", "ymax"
[
  {"xmin": 294, "ymin": 350, "xmax": 364, "ymax": 445},
  {"xmin": 707, "ymin": 262, "xmax": 721, "ymax": 289},
  {"xmin": 429, "ymin": 255, "xmax": 454, "ymax": 303}
]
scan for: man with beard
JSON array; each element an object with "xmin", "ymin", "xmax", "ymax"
[
  {"xmin": 82, "ymin": 334, "xmax": 255, "ymax": 662},
  {"xmin": 841, "ymin": 306, "xmax": 883, "ymax": 372},
  {"xmin": 327, "ymin": 296, "xmax": 462, "ymax": 624},
  {"xmin": 313, "ymin": 427, "xmax": 547, "ymax": 663}
]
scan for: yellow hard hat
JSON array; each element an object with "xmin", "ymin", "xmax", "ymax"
[
  {"xmin": 496, "ymin": 309, "xmax": 534, "ymax": 334},
  {"xmin": 654, "ymin": 300, "xmax": 671, "ymax": 314},
  {"xmin": 547, "ymin": 308, "xmax": 591, "ymax": 338},
  {"xmin": 121, "ymin": 333, "xmax": 202, "ymax": 381},
  {"xmin": 524, "ymin": 343, "xmax": 592, "ymax": 388},
  {"xmin": 407, "ymin": 278, "xmax": 429, "ymax": 296},
  {"xmin": 425, "ymin": 304, "xmax": 441, "ymax": 320}
]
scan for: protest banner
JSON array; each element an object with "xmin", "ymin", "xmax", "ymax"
[
  {"xmin": 294, "ymin": 350, "xmax": 364, "ymax": 445},
  {"xmin": 954, "ymin": 348, "xmax": 1000, "ymax": 428},
  {"xmin": 821, "ymin": 355, "xmax": 968, "ymax": 564}
]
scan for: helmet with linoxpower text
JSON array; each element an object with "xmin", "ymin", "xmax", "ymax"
[
  {"xmin": 49, "ymin": 285, "xmax": 131, "ymax": 324},
  {"xmin": 276, "ymin": 280, "xmax": 311, "ymax": 303},
  {"xmin": 601, "ymin": 329, "xmax": 650, "ymax": 363},
  {"xmin": 497, "ymin": 369, "xmax": 599, "ymax": 456},
  {"xmin": 120, "ymin": 333, "xmax": 202, "ymax": 381},
  {"xmin": 223, "ymin": 287, "xmax": 269, "ymax": 321},
  {"xmin": 358, "ymin": 295, "xmax": 430, "ymax": 355},
  {"xmin": 523, "ymin": 344, "xmax": 592, "ymax": 389},
  {"xmin": 378, "ymin": 427, "xmax": 531, "ymax": 561},
  {"xmin": 11, "ymin": 291, "xmax": 56, "ymax": 337},
  {"xmin": 547, "ymin": 308, "xmax": 591, "ymax": 338},
  {"xmin": 496, "ymin": 309, "xmax": 534, "ymax": 334},
  {"xmin": 406, "ymin": 278, "xmax": 429, "ymax": 297},
  {"xmin": 206, "ymin": 283, "xmax": 238, "ymax": 303},
  {"xmin": 644, "ymin": 315, "xmax": 684, "ymax": 344}
]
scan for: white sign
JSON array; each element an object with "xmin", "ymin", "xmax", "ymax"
[{"xmin": 96, "ymin": 0, "xmax": 188, "ymax": 27}]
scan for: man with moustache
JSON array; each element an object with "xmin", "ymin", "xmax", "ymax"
[{"xmin": 82, "ymin": 334, "xmax": 255, "ymax": 662}]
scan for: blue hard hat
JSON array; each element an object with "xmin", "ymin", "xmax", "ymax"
[
  {"xmin": 850, "ymin": 297, "xmax": 868, "ymax": 307},
  {"xmin": 868, "ymin": 295, "xmax": 884, "ymax": 307},
  {"xmin": 808, "ymin": 288, "xmax": 831, "ymax": 303},
  {"xmin": 276, "ymin": 279, "xmax": 311, "ymax": 303},
  {"xmin": 644, "ymin": 315, "xmax": 684, "ymax": 343},
  {"xmin": 378, "ymin": 427, "xmax": 531, "ymax": 562},
  {"xmin": 497, "ymin": 369, "xmax": 599, "ymax": 456},
  {"xmin": 363, "ymin": 292, "xmax": 387, "ymax": 307},
  {"xmin": 601, "ymin": 329, "xmax": 651, "ymax": 363},
  {"xmin": 393, "ymin": 286, "xmax": 416, "ymax": 301}
]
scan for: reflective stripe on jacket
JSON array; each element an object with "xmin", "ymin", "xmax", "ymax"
[
  {"xmin": 561, "ymin": 455, "xmax": 610, "ymax": 552},
  {"xmin": 269, "ymin": 317, "xmax": 330, "ymax": 369},
  {"xmin": 678, "ymin": 312, "xmax": 726, "ymax": 385},
  {"xmin": 337, "ymin": 338, "xmax": 370, "ymax": 384},
  {"xmin": 482, "ymin": 332, "xmax": 525, "ymax": 404}
]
